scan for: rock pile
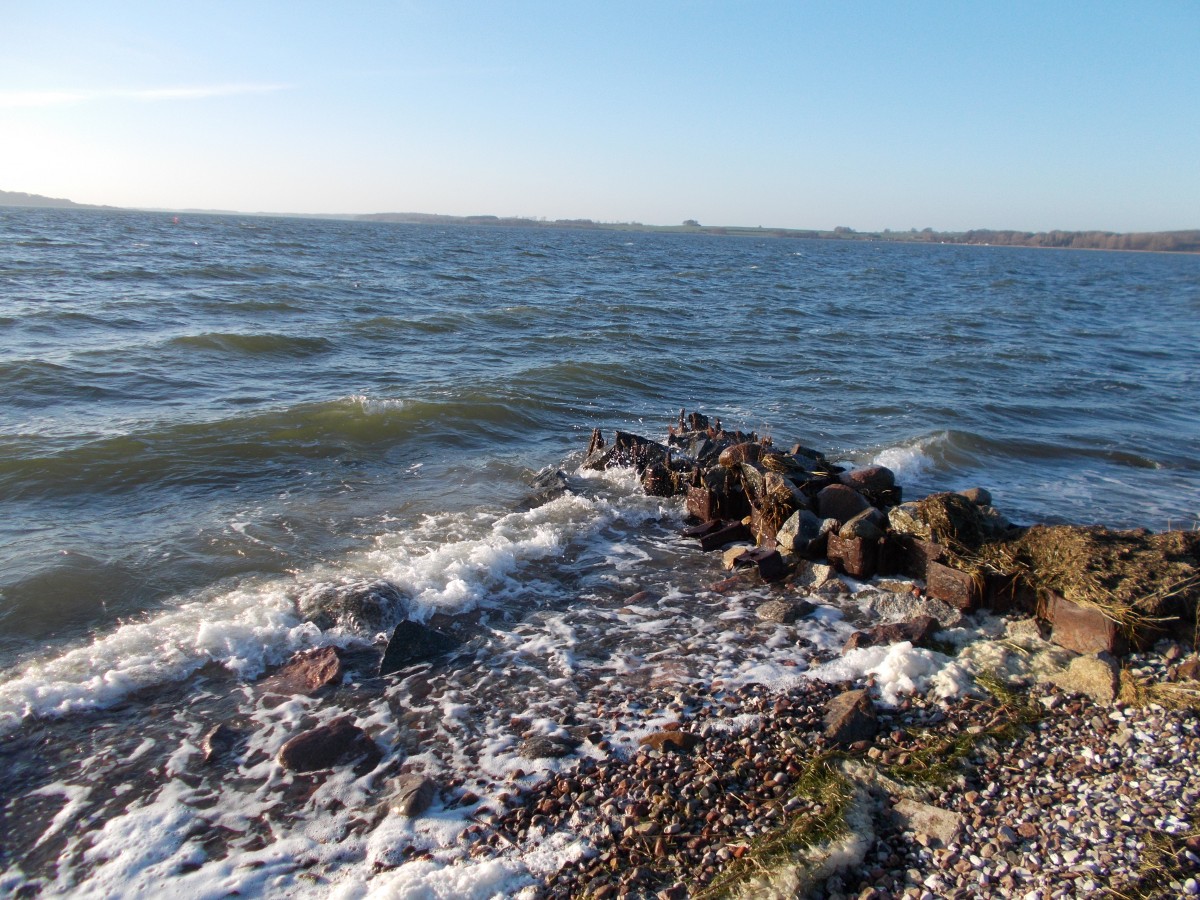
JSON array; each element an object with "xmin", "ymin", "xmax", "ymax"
[{"xmin": 584, "ymin": 410, "xmax": 1200, "ymax": 659}]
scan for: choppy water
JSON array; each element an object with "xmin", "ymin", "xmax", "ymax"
[{"xmin": 0, "ymin": 208, "xmax": 1197, "ymax": 897}]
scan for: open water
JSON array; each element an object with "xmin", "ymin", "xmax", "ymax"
[{"xmin": 0, "ymin": 208, "xmax": 1197, "ymax": 897}]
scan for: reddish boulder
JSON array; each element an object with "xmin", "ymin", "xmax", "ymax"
[
  {"xmin": 1046, "ymin": 593, "xmax": 1128, "ymax": 655},
  {"xmin": 264, "ymin": 646, "xmax": 343, "ymax": 695},
  {"xmin": 639, "ymin": 731, "xmax": 702, "ymax": 753},
  {"xmin": 826, "ymin": 532, "xmax": 879, "ymax": 580},
  {"xmin": 839, "ymin": 465, "xmax": 896, "ymax": 494},
  {"xmin": 926, "ymin": 561, "xmax": 981, "ymax": 611},
  {"xmin": 843, "ymin": 615, "xmax": 940, "ymax": 653}
]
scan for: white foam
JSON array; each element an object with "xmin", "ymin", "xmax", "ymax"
[
  {"xmin": 0, "ymin": 584, "xmax": 320, "ymax": 733},
  {"xmin": 807, "ymin": 641, "xmax": 972, "ymax": 706}
]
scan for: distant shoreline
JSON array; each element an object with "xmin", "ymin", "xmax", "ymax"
[{"xmin": 2, "ymin": 188, "xmax": 1197, "ymax": 254}]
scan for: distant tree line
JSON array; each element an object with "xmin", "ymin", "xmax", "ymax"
[{"xmin": 958, "ymin": 229, "xmax": 1200, "ymax": 253}]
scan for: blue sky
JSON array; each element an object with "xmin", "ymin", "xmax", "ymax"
[{"xmin": 2, "ymin": 2, "xmax": 1197, "ymax": 231}]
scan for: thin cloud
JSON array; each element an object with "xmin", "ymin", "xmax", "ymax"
[{"xmin": 0, "ymin": 83, "xmax": 290, "ymax": 108}]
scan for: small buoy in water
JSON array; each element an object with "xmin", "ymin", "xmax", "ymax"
[{"xmin": 173, "ymin": 216, "xmax": 179, "ymax": 224}]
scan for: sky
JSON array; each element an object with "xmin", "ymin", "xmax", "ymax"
[{"xmin": 1, "ymin": 2, "xmax": 1197, "ymax": 232}]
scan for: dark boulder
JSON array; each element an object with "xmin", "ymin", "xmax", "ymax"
[
  {"xmin": 816, "ymin": 484, "xmax": 872, "ymax": 524},
  {"xmin": 201, "ymin": 723, "xmax": 240, "ymax": 765},
  {"xmin": 520, "ymin": 735, "xmax": 581, "ymax": 759},
  {"xmin": 839, "ymin": 465, "xmax": 896, "ymax": 494},
  {"xmin": 379, "ymin": 620, "xmax": 460, "ymax": 677},
  {"xmin": 391, "ymin": 774, "xmax": 438, "ymax": 817}
]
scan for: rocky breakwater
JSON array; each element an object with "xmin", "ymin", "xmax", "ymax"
[{"xmin": 584, "ymin": 410, "xmax": 1200, "ymax": 663}]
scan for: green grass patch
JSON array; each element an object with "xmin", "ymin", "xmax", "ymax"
[{"xmin": 694, "ymin": 751, "xmax": 855, "ymax": 899}]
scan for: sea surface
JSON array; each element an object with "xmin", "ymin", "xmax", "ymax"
[{"xmin": 0, "ymin": 208, "xmax": 1197, "ymax": 897}]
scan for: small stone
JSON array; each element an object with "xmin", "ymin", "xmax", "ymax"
[
  {"xmin": 757, "ymin": 598, "xmax": 815, "ymax": 624},
  {"xmin": 392, "ymin": 774, "xmax": 437, "ymax": 817},
  {"xmin": 639, "ymin": 731, "xmax": 702, "ymax": 753}
]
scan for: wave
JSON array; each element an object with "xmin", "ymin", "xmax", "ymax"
[
  {"xmin": 0, "ymin": 394, "xmax": 560, "ymax": 500},
  {"xmin": 167, "ymin": 332, "xmax": 334, "ymax": 358},
  {"xmin": 870, "ymin": 429, "xmax": 1168, "ymax": 479}
]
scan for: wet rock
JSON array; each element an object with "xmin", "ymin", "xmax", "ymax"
[
  {"xmin": 297, "ymin": 579, "xmax": 409, "ymax": 633},
  {"xmin": 1050, "ymin": 652, "xmax": 1121, "ymax": 706},
  {"xmin": 730, "ymin": 546, "xmax": 788, "ymax": 582},
  {"xmin": 277, "ymin": 716, "xmax": 378, "ymax": 772},
  {"xmin": 611, "ymin": 430, "xmax": 669, "ymax": 473},
  {"xmin": 757, "ymin": 598, "xmax": 816, "ymax": 624},
  {"xmin": 520, "ymin": 735, "xmax": 581, "ymax": 759},
  {"xmin": 687, "ymin": 465, "xmax": 750, "ymax": 522},
  {"xmin": 823, "ymin": 688, "xmax": 878, "ymax": 744},
  {"xmin": 893, "ymin": 798, "xmax": 963, "ymax": 847},
  {"xmin": 641, "ymin": 461, "xmax": 676, "ymax": 497},
  {"xmin": 795, "ymin": 562, "xmax": 837, "ymax": 591},
  {"xmin": 378, "ymin": 620, "xmax": 460, "ymax": 677},
  {"xmin": 201, "ymin": 723, "xmax": 240, "ymax": 765},
  {"xmin": 843, "ymin": 615, "xmax": 940, "ymax": 653},
  {"xmin": 840, "ymin": 465, "xmax": 896, "ymax": 494},
  {"xmin": 816, "ymin": 483, "xmax": 872, "ymax": 525},
  {"xmin": 718, "ymin": 442, "xmax": 766, "ymax": 468},
  {"xmin": 263, "ymin": 646, "xmax": 343, "ymax": 695},
  {"xmin": 864, "ymin": 590, "xmax": 963, "ymax": 628},
  {"xmin": 391, "ymin": 774, "xmax": 438, "ymax": 817},
  {"xmin": 523, "ymin": 467, "xmax": 572, "ymax": 507},
  {"xmin": 638, "ymin": 731, "xmax": 702, "ymax": 753},
  {"xmin": 721, "ymin": 542, "xmax": 757, "ymax": 570},
  {"xmin": 697, "ymin": 520, "xmax": 753, "ymax": 552}
]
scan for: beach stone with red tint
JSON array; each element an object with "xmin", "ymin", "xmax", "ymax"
[
  {"xmin": 843, "ymin": 615, "xmax": 940, "ymax": 653},
  {"xmin": 638, "ymin": 731, "xmax": 702, "ymax": 753},
  {"xmin": 265, "ymin": 646, "xmax": 343, "ymax": 695},
  {"xmin": 823, "ymin": 689, "xmax": 878, "ymax": 744},
  {"xmin": 698, "ymin": 520, "xmax": 753, "ymax": 552},
  {"xmin": 1046, "ymin": 593, "xmax": 1128, "ymax": 655}
]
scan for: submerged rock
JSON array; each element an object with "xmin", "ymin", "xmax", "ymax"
[
  {"xmin": 201, "ymin": 723, "xmax": 240, "ymax": 765},
  {"xmin": 297, "ymin": 579, "xmax": 408, "ymax": 633}
]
